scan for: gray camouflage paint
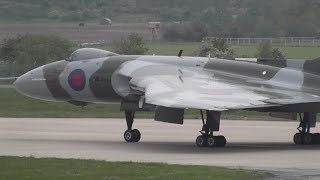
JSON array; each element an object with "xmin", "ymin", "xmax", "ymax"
[
  {"xmin": 14, "ymin": 48, "xmax": 320, "ymax": 112},
  {"xmin": 43, "ymin": 60, "xmax": 70, "ymax": 100}
]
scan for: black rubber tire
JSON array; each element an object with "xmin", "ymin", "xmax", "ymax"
[
  {"xmin": 124, "ymin": 130, "xmax": 134, "ymax": 142},
  {"xmin": 132, "ymin": 129, "xmax": 141, "ymax": 142},
  {"xmin": 303, "ymin": 133, "xmax": 313, "ymax": 145},
  {"xmin": 196, "ymin": 135, "xmax": 206, "ymax": 147},
  {"xmin": 215, "ymin": 136, "xmax": 227, "ymax": 147},
  {"xmin": 207, "ymin": 136, "xmax": 215, "ymax": 147},
  {"xmin": 293, "ymin": 133, "xmax": 302, "ymax": 145}
]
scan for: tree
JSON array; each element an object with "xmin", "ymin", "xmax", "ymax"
[
  {"xmin": 198, "ymin": 38, "xmax": 234, "ymax": 58},
  {"xmin": 272, "ymin": 48, "xmax": 286, "ymax": 60},
  {"xmin": 256, "ymin": 42, "xmax": 273, "ymax": 59},
  {"xmin": 0, "ymin": 34, "xmax": 72, "ymax": 76},
  {"xmin": 256, "ymin": 42, "xmax": 285, "ymax": 59},
  {"xmin": 113, "ymin": 33, "xmax": 148, "ymax": 55}
]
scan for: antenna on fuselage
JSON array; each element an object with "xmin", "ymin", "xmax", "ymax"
[{"xmin": 178, "ymin": 50, "xmax": 183, "ymax": 57}]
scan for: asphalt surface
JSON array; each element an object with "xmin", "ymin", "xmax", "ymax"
[{"xmin": 1, "ymin": 118, "xmax": 320, "ymax": 179}]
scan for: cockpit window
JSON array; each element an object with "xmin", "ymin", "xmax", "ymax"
[{"xmin": 66, "ymin": 48, "xmax": 118, "ymax": 62}]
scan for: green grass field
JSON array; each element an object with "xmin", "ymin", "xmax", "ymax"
[
  {"xmin": 0, "ymin": 157, "xmax": 266, "ymax": 180},
  {"xmin": 0, "ymin": 88, "xmax": 272, "ymax": 120},
  {"xmin": 146, "ymin": 42, "xmax": 320, "ymax": 59},
  {"xmin": 233, "ymin": 46, "xmax": 320, "ymax": 59},
  {"xmin": 0, "ymin": 88, "xmax": 149, "ymax": 118}
]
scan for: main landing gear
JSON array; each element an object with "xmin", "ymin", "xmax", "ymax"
[
  {"xmin": 123, "ymin": 111, "xmax": 141, "ymax": 142},
  {"xmin": 293, "ymin": 112, "xmax": 320, "ymax": 145},
  {"xmin": 122, "ymin": 109, "xmax": 226, "ymax": 147},
  {"xmin": 196, "ymin": 110, "xmax": 226, "ymax": 147}
]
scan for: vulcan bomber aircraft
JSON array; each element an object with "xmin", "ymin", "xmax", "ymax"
[{"xmin": 13, "ymin": 48, "xmax": 320, "ymax": 147}]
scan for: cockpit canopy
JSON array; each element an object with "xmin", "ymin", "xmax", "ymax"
[{"xmin": 66, "ymin": 48, "xmax": 118, "ymax": 61}]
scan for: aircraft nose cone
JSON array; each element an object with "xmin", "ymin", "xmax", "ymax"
[{"xmin": 14, "ymin": 66, "xmax": 54, "ymax": 100}]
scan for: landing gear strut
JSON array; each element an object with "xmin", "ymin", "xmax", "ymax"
[
  {"xmin": 123, "ymin": 111, "xmax": 141, "ymax": 142},
  {"xmin": 196, "ymin": 110, "xmax": 226, "ymax": 147},
  {"xmin": 293, "ymin": 112, "xmax": 320, "ymax": 145}
]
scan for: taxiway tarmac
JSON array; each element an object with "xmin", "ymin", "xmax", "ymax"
[{"xmin": 1, "ymin": 118, "xmax": 320, "ymax": 179}]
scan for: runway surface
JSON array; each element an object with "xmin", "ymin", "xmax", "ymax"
[{"xmin": 1, "ymin": 118, "xmax": 320, "ymax": 179}]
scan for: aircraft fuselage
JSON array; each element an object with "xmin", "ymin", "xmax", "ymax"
[{"xmin": 14, "ymin": 49, "xmax": 320, "ymax": 112}]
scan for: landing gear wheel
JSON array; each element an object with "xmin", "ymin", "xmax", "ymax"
[
  {"xmin": 124, "ymin": 111, "xmax": 141, "ymax": 143},
  {"xmin": 303, "ymin": 133, "xmax": 313, "ymax": 145},
  {"xmin": 293, "ymin": 133, "xmax": 303, "ymax": 145},
  {"xmin": 196, "ymin": 110, "xmax": 226, "ymax": 148},
  {"xmin": 215, "ymin": 136, "xmax": 227, "ymax": 147},
  {"xmin": 293, "ymin": 112, "xmax": 320, "ymax": 145},
  {"xmin": 196, "ymin": 135, "xmax": 207, "ymax": 147},
  {"xmin": 207, "ymin": 136, "xmax": 215, "ymax": 147},
  {"xmin": 124, "ymin": 130, "xmax": 135, "ymax": 142},
  {"xmin": 132, "ymin": 129, "xmax": 141, "ymax": 142}
]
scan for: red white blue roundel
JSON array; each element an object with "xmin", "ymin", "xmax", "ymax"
[{"xmin": 68, "ymin": 69, "xmax": 86, "ymax": 91}]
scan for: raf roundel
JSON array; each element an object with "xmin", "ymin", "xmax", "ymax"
[{"xmin": 68, "ymin": 69, "xmax": 86, "ymax": 91}]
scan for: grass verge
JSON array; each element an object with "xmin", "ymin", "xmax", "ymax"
[
  {"xmin": 146, "ymin": 42, "xmax": 320, "ymax": 59},
  {"xmin": 0, "ymin": 88, "xmax": 274, "ymax": 120},
  {"xmin": 233, "ymin": 45, "xmax": 320, "ymax": 59},
  {"xmin": 0, "ymin": 156, "xmax": 267, "ymax": 180}
]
